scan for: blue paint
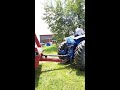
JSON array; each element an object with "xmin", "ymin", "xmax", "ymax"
[{"xmin": 58, "ymin": 35, "xmax": 85, "ymax": 64}]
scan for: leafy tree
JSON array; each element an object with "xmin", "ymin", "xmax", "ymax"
[{"xmin": 42, "ymin": 0, "xmax": 85, "ymax": 43}]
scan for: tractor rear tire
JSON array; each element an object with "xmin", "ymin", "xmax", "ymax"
[
  {"xmin": 58, "ymin": 41, "xmax": 69, "ymax": 63},
  {"xmin": 74, "ymin": 40, "xmax": 85, "ymax": 71}
]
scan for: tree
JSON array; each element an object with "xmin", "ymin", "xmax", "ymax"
[{"xmin": 42, "ymin": 0, "xmax": 85, "ymax": 43}]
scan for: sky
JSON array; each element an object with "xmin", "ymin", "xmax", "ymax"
[
  {"xmin": 35, "ymin": 0, "xmax": 85, "ymax": 40},
  {"xmin": 35, "ymin": 0, "xmax": 53, "ymax": 36}
]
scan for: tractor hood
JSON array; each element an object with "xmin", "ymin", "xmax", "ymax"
[
  {"xmin": 73, "ymin": 34, "xmax": 85, "ymax": 39},
  {"xmin": 65, "ymin": 34, "xmax": 85, "ymax": 40}
]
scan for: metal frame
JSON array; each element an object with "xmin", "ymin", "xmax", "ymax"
[{"xmin": 35, "ymin": 34, "xmax": 63, "ymax": 69}]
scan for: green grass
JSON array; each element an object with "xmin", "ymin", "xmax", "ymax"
[
  {"xmin": 35, "ymin": 63, "xmax": 85, "ymax": 90},
  {"xmin": 42, "ymin": 44, "xmax": 57, "ymax": 54},
  {"xmin": 35, "ymin": 44, "xmax": 85, "ymax": 90}
]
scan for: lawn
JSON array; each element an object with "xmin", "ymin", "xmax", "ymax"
[
  {"xmin": 35, "ymin": 44, "xmax": 85, "ymax": 90},
  {"xmin": 42, "ymin": 44, "xmax": 58, "ymax": 54}
]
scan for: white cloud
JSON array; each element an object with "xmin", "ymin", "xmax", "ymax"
[{"xmin": 35, "ymin": 0, "xmax": 53, "ymax": 36}]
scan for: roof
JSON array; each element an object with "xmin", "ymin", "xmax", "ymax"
[{"xmin": 40, "ymin": 34, "xmax": 54, "ymax": 36}]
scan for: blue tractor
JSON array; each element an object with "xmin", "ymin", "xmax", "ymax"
[{"xmin": 58, "ymin": 34, "xmax": 85, "ymax": 71}]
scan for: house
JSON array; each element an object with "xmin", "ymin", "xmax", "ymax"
[{"xmin": 39, "ymin": 34, "xmax": 56, "ymax": 44}]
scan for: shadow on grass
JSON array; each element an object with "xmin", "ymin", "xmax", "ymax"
[
  {"xmin": 35, "ymin": 63, "xmax": 85, "ymax": 88},
  {"xmin": 35, "ymin": 65, "xmax": 42, "ymax": 88},
  {"xmin": 40, "ymin": 62, "xmax": 85, "ymax": 77},
  {"xmin": 58, "ymin": 63, "xmax": 85, "ymax": 76},
  {"xmin": 41, "ymin": 67, "xmax": 68, "ymax": 73}
]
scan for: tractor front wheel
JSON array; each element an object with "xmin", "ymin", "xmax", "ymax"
[{"xmin": 58, "ymin": 41, "xmax": 69, "ymax": 63}]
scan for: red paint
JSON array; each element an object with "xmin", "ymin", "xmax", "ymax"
[
  {"xmin": 35, "ymin": 48, "xmax": 41, "ymax": 69},
  {"xmin": 35, "ymin": 34, "xmax": 41, "ymax": 47},
  {"xmin": 35, "ymin": 34, "xmax": 63, "ymax": 69},
  {"xmin": 35, "ymin": 34, "xmax": 41, "ymax": 69},
  {"xmin": 40, "ymin": 53, "xmax": 62, "ymax": 62},
  {"xmin": 40, "ymin": 58, "xmax": 63, "ymax": 62}
]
